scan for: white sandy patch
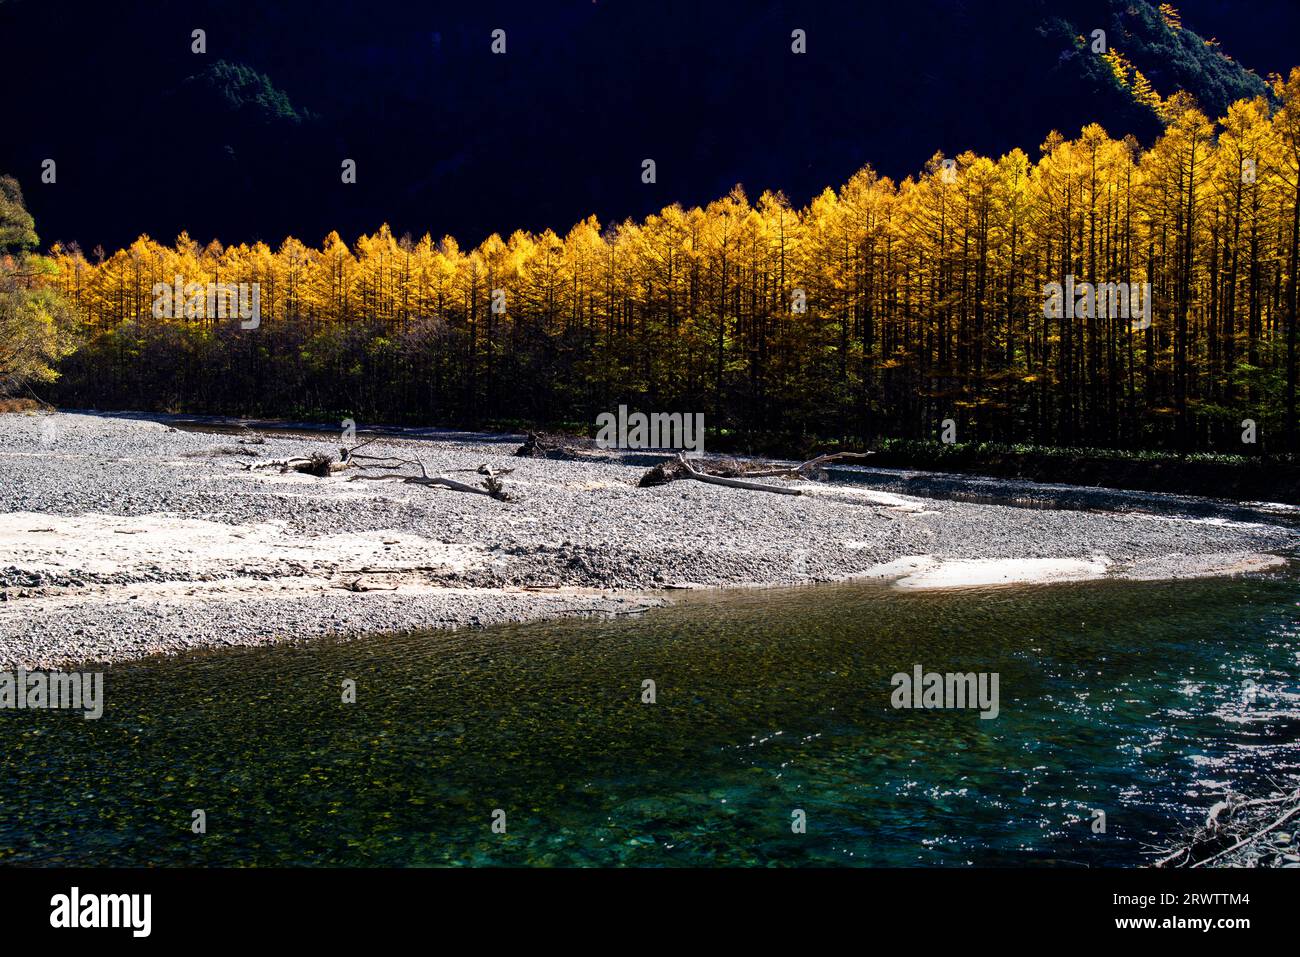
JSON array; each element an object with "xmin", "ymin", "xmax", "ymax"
[
  {"xmin": 893, "ymin": 556, "xmax": 1111, "ymax": 589},
  {"xmin": 0, "ymin": 511, "xmax": 483, "ymax": 582},
  {"xmin": 882, "ymin": 551, "xmax": 1287, "ymax": 589},
  {"xmin": 799, "ymin": 485, "xmax": 932, "ymax": 511}
]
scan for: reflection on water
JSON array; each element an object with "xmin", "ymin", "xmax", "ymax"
[{"xmin": 2, "ymin": 570, "xmax": 1299, "ymax": 866}]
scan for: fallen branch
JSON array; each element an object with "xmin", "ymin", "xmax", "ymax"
[
  {"xmin": 346, "ymin": 453, "xmax": 511, "ymax": 500},
  {"xmin": 1151, "ymin": 784, "xmax": 1300, "ymax": 868},
  {"xmin": 1190, "ymin": 800, "xmax": 1300, "ymax": 868},
  {"xmin": 515, "ymin": 431, "xmax": 613, "ymax": 461},
  {"xmin": 741, "ymin": 451, "xmax": 876, "ymax": 479},
  {"xmin": 445, "ymin": 463, "xmax": 516, "ymax": 477},
  {"xmin": 639, "ymin": 449, "xmax": 874, "ymax": 490},
  {"xmin": 349, "ymin": 472, "xmax": 509, "ymax": 499},
  {"xmin": 240, "ymin": 436, "xmax": 380, "ymax": 475},
  {"xmin": 240, "ymin": 438, "xmax": 512, "ymax": 499},
  {"xmin": 675, "ymin": 453, "xmax": 803, "ymax": 495},
  {"xmin": 243, "ymin": 452, "xmax": 346, "ymax": 476}
]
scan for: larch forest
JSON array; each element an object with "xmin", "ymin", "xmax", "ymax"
[{"xmin": 28, "ymin": 68, "xmax": 1300, "ymax": 453}]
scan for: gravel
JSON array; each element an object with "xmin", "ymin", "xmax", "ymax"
[{"xmin": 0, "ymin": 411, "xmax": 1294, "ymax": 668}]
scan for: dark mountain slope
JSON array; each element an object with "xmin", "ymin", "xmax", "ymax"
[{"xmin": 0, "ymin": 0, "xmax": 1284, "ymax": 251}]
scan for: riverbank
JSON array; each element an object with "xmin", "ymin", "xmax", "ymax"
[
  {"xmin": 1155, "ymin": 784, "xmax": 1300, "ymax": 868},
  {"xmin": 860, "ymin": 438, "xmax": 1300, "ymax": 505},
  {"xmin": 0, "ymin": 411, "xmax": 1294, "ymax": 668}
]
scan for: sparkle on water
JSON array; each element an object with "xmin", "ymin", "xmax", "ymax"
[{"xmin": 3, "ymin": 569, "xmax": 1299, "ymax": 866}]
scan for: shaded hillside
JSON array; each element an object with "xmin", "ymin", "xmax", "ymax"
[{"xmin": 0, "ymin": 0, "xmax": 1286, "ymax": 251}]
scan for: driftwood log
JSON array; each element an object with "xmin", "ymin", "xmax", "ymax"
[
  {"xmin": 346, "ymin": 453, "xmax": 511, "ymax": 500},
  {"xmin": 243, "ymin": 451, "xmax": 348, "ymax": 476},
  {"xmin": 744, "ymin": 451, "xmax": 876, "ymax": 478},
  {"xmin": 675, "ymin": 453, "xmax": 803, "ymax": 495},
  {"xmin": 640, "ymin": 450, "xmax": 874, "ymax": 492},
  {"xmin": 241, "ymin": 437, "xmax": 511, "ymax": 500},
  {"xmin": 515, "ymin": 431, "xmax": 612, "ymax": 461}
]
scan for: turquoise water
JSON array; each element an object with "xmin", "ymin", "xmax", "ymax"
[{"xmin": 3, "ymin": 571, "xmax": 1299, "ymax": 866}]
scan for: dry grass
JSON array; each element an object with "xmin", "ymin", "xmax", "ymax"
[{"xmin": 0, "ymin": 398, "xmax": 46, "ymax": 413}]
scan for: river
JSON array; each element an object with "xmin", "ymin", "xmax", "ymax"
[{"xmin": 3, "ymin": 568, "xmax": 1298, "ymax": 866}]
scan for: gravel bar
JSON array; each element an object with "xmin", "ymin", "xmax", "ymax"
[{"xmin": 0, "ymin": 411, "xmax": 1294, "ymax": 668}]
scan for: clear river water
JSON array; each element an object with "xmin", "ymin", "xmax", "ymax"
[{"xmin": 3, "ymin": 569, "xmax": 1299, "ymax": 866}]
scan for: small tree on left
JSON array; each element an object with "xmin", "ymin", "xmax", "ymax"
[{"xmin": 0, "ymin": 174, "xmax": 75, "ymax": 398}]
